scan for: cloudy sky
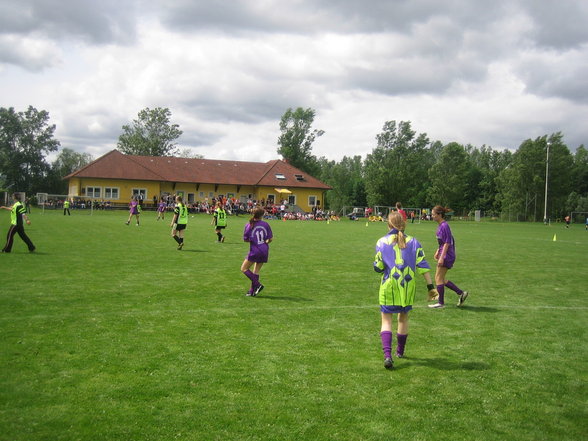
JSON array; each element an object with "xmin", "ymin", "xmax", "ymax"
[{"xmin": 1, "ymin": 0, "xmax": 587, "ymax": 163}]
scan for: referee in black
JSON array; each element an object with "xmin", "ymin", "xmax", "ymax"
[{"xmin": 1, "ymin": 193, "xmax": 36, "ymax": 253}]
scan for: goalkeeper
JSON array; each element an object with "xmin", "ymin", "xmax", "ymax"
[{"xmin": 373, "ymin": 211, "xmax": 437, "ymax": 370}]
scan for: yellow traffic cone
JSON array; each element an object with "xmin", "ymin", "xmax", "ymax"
[
  {"xmin": 365, "ymin": 221, "xmax": 369, "ymax": 227},
  {"xmin": 553, "ymin": 234, "xmax": 557, "ymax": 242}
]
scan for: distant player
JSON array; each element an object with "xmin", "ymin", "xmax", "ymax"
[
  {"xmin": 156, "ymin": 198, "xmax": 166, "ymax": 221},
  {"xmin": 586, "ymin": 217, "xmax": 588, "ymax": 231},
  {"xmin": 1, "ymin": 193, "xmax": 36, "ymax": 253},
  {"xmin": 395, "ymin": 202, "xmax": 407, "ymax": 221},
  {"xmin": 170, "ymin": 195, "xmax": 188, "ymax": 250},
  {"xmin": 211, "ymin": 201, "xmax": 227, "ymax": 243},
  {"xmin": 564, "ymin": 215, "xmax": 570, "ymax": 228},
  {"xmin": 126, "ymin": 196, "xmax": 140, "ymax": 226},
  {"xmin": 374, "ymin": 211, "xmax": 437, "ymax": 369},
  {"xmin": 63, "ymin": 199, "xmax": 71, "ymax": 216},
  {"xmin": 429, "ymin": 205, "xmax": 469, "ymax": 308},
  {"xmin": 241, "ymin": 207, "xmax": 273, "ymax": 296}
]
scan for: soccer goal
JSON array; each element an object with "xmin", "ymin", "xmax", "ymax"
[{"xmin": 571, "ymin": 211, "xmax": 588, "ymax": 224}]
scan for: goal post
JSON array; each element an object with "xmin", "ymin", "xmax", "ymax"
[{"xmin": 571, "ymin": 211, "xmax": 588, "ymax": 224}]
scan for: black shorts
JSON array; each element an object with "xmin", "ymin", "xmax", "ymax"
[
  {"xmin": 215, "ymin": 225, "xmax": 226, "ymax": 230},
  {"xmin": 174, "ymin": 223, "xmax": 187, "ymax": 231}
]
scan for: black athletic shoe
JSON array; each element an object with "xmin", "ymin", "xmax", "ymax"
[
  {"xmin": 457, "ymin": 291, "xmax": 469, "ymax": 307},
  {"xmin": 254, "ymin": 284, "xmax": 264, "ymax": 296},
  {"xmin": 384, "ymin": 357, "xmax": 394, "ymax": 370},
  {"xmin": 177, "ymin": 242, "xmax": 184, "ymax": 250}
]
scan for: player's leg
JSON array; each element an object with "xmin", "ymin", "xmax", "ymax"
[
  {"xmin": 380, "ymin": 312, "xmax": 394, "ymax": 368},
  {"xmin": 2, "ymin": 225, "xmax": 17, "ymax": 252},
  {"xmin": 432, "ymin": 266, "xmax": 448, "ymax": 306},
  {"xmin": 16, "ymin": 226, "xmax": 35, "ymax": 251},
  {"xmin": 241, "ymin": 259, "xmax": 256, "ymax": 295},
  {"xmin": 396, "ymin": 312, "xmax": 409, "ymax": 357},
  {"xmin": 251, "ymin": 262, "xmax": 264, "ymax": 295}
]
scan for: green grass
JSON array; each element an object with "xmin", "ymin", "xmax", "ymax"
[{"xmin": 1, "ymin": 209, "xmax": 587, "ymax": 441}]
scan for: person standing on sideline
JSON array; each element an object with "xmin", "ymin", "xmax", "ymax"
[
  {"xmin": 395, "ymin": 202, "xmax": 407, "ymax": 221},
  {"xmin": 156, "ymin": 198, "xmax": 166, "ymax": 221},
  {"xmin": 63, "ymin": 199, "xmax": 71, "ymax": 216},
  {"xmin": 211, "ymin": 201, "xmax": 227, "ymax": 243},
  {"xmin": 241, "ymin": 207, "xmax": 273, "ymax": 296},
  {"xmin": 429, "ymin": 205, "xmax": 469, "ymax": 309},
  {"xmin": 585, "ymin": 216, "xmax": 588, "ymax": 231},
  {"xmin": 1, "ymin": 193, "xmax": 36, "ymax": 253},
  {"xmin": 126, "ymin": 196, "xmax": 141, "ymax": 226},
  {"xmin": 374, "ymin": 211, "xmax": 437, "ymax": 369},
  {"xmin": 170, "ymin": 195, "xmax": 188, "ymax": 250}
]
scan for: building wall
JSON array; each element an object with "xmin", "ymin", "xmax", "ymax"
[{"xmin": 68, "ymin": 178, "xmax": 326, "ymax": 211}]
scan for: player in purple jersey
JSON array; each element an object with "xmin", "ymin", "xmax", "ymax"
[
  {"xmin": 156, "ymin": 198, "xmax": 166, "ymax": 221},
  {"xmin": 125, "ymin": 196, "xmax": 141, "ymax": 226},
  {"xmin": 429, "ymin": 205, "xmax": 469, "ymax": 308},
  {"xmin": 241, "ymin": 207, "xmax": 273, "ymax": 296},
  {"xmin": 374, "ymin": 212, "xmax": 437, "ymax": 369}
]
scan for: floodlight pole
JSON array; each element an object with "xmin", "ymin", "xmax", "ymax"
[{"xmin": 543, "ymin": 141, "xmax": 550, "ymax": 224}]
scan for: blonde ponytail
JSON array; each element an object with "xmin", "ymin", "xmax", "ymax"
[{"xmin": 387, "ymin": 211, "xmax": 407, "ymax": 249}]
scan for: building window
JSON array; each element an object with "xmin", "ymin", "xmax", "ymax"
[
  {"xmin": 199, "ymin": 192, "xmax": 205, "ymax": 198},
  {"xmin": 86, "ymin": 186, "xmax": 101, "ymax": 198},
  {"xmin": 308, "ymin": 195, "xmax": 317, "ymax": 206},
  {"xmin": 132, "ymin": 188, "xmax": 147, "ymax": 202},
  {"xmin": 275, "ymin": 173, "xmax": 286, "ymax": 180},
  {"xmin": 267, "ymin": 194, "xmax": 275, "ymax": 204},
  {"xmin": 104, "ymin": 187, "xmax": 119, "ymax": 200},
  {"xmin": 295, "ymin": 174, "xmax": 305, "ymax": 181},
  {"xmin": 187, "ymin": 193, "xmax": 195, "ymax": 203},
  {"xmin": 288, "ymin": 195, "xmax": 296, "ymax": 206}
]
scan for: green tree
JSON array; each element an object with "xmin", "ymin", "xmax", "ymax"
[
  {"xmin": 117, "ymin": 107, "xmax": 183, "ymax": 156},
  {"xmin": 496, "ymin": 134, "xmax": 573, "ymax": 221},
  {"xmin": 46, "ymin": 148, "xmax": 94, "ymax": 193},
  {"xmin": 0, "ymin": 106, "xmax": 60, "ymax": 194},
  {"xmin": 427, "ymin": 142, "xmax": 472, "ymax": 212},
  {"xmin": 277, "ymin": 107, "xmax": 324, "ymax": 175},
  {"xmin": 318, "ymin": 155, "xmax": 366, "ymax": 211},
  {"xmin": 364, "ymin": 121, "xmax": 432, "ymax": 207}
]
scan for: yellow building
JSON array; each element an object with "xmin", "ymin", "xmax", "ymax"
[{"xmin": 65, "ymin": 150, "xmax": 331, "ymax": 212}]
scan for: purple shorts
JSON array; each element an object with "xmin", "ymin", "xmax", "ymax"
[
  {"xmin": 247, "ymin": 249, "xmax": 268, "ymax": 263},
  {"xmin": 439, "ymin": 259, "xmax": 455, "ymax": 269},
  {"xmin": 380, "ymin": 305, "xmax": 412, "ymax": 314}
]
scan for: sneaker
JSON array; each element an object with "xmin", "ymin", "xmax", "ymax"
[
  {"xmin": 457, "ymin": 291, "xmax": 469, "ymax": 307},
  {"xmin": 177, "ymin": 242, "xmax": 184, "ymax": 250},
  {"xmin": 384, "ymin": 357, "xmax": 394, "ymax": 370},
  {"xmin": 254, "ymin": 283, "xmax": 264, "ymax": 296},
  {"xmin": 428, "ymin": 302, "xmax": 445, "ymax": 309},
  {"xmin": 125, "ymin": 221, "xmax": 130, "ymax": 225}
]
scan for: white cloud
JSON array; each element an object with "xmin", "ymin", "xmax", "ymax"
[{"xmin": 1, "ymin": 0, "xmax": 587, "ymax": 165}]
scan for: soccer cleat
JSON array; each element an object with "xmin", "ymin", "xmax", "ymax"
[
  {"xmin": 125, "ymin": 221, "xmax": 130, "ymax": 225},
  {"xmin": 384, "ymin": 357, "xmax": 394, "ymax": 369},
  {"xmin": 177, "ymin": 242, "xmax": 184, "ymax": 250},
  {"xmin": 457, "ymin": 291, "xmax": 469, "ymax": 307},
  {"xmin": 428, "ymin": 302, "xmax": 445, "ymax": 309},
  {"xmin": 254, "ymin": 283, "xmax": 264, "ymax": 296},
  {"xmin": 395, "ymin": 352, "xmax": 404, "ymax": 359},
  {"xmin": 221, "ymin": 236, "xmax": 225, "ymax": 243}
]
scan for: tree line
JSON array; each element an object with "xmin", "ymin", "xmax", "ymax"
[
  {"xmin": 279, "ymin": 109, "xmax": 588, "ymax": 221},
  {"xmin": 1, "ymin": 105, "xmax": 586, "ymax": 221}
]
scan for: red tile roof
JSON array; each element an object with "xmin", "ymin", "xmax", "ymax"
[{"xmin": 66, "ymin": 150, "xmax": 331, "ymax": 190}]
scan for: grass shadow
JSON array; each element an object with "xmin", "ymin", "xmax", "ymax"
[
  {"xmin": 255, "ymin": 295, "xmax": 314, "ymax": 302},
  {"xmin": 395, "ymin": 357, "xmax": 491, "ymax": 371},
  {"xmin": 459, "ymin": 305, "xmax": 500, "ymax": 313},
  {"xmin": 179, "ymin": 249, "xmax": 210, "ymax": 253}
]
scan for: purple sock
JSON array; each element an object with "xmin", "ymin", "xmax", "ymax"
[
  {"xmin": 436, "ymin": 284, "xmax": 445, "ymax": 304},
  {"xmin": 445, "ymin": 280, "xmax": 463, "ymax": 295},
  {"xmin": 244, "ymin": 270, "xmax": 255, "ymax": 282},
  {"xmin": 380, "ymin": 331, "xmax": 392, "ymax": 359},
  {"xmin": 396, "ymin": 333, "xmax": 408, "ymax": 357}
]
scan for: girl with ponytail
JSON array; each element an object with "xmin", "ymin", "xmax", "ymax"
[
  {"xmin": 373, "ymin": 211, "xmax": 437, "ymax": 369},
  {"xmin": 429, "ymin": 205, "xmax": 469, "ymax": 308}
]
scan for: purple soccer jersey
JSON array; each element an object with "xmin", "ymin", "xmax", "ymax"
[
  {"xmin": 436, "ymin": 220, "xmax": 456, "ymax": 267},
  {"xmin": 158, "ymin": 201, "xmax": 166, "ymax": 212},
  {"xmin": 129, "ymin": 199, "xmax": 139, "ymax": 214},
  {"xmin": 243, "ymin": 220, "xmax": 273, "ymax": 263}
]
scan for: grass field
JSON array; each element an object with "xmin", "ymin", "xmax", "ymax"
[{"xmin": 1, "ymin": 209, "xmax": 587, "ymax": 441}]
